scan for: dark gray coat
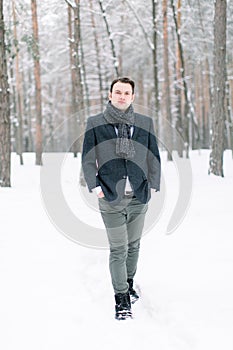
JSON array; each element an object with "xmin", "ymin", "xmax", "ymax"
[{"xmin": 82, "ymin": 112, "xmax": 161, "ymax": 205}]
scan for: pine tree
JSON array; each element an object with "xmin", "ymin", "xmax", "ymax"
[
  {"xmin": 209, "ymin": 0, "xmax": 227, "ymax": 177},
  {"xmin": 31, "ymin": 0, "xmax": 42, "ymax": 165},
  {"xmin": 0, "ymin": 0, "xmax": 11, "ymax": 187}
]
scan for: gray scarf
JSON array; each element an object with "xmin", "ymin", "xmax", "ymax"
[{"xmin": 103, "ymin": 101, "xmax": 135, "ymax": 159}]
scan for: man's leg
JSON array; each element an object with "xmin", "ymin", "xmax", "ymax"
[
  {"xmin": 126, "ymin": 238, "xmax": 141, "ymax": 280},
  {"xmin": 98, "ymin": 198, "xmax": 129, "ymax": 294},
  {"xmin": 109, "ymin": 244, "xmax": 128, "ymax": 294},
  {"xmin": 126, "ymin": 198, "xmax": 148, "ymax": 280}
]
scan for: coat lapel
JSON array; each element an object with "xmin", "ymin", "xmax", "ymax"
[
  {"xmin": 105, "ymin": 123, "xmax": 117, "ymax": 139},
  {"xmin": 132, "ymin": 114, "xmax": 140, "ymax": 140}
]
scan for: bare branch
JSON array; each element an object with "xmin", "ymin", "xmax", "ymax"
[
  {"xmin": 124, "ymin": 0, "xmax": 154, "ymax": 51},
  {"xmin": 65, "ymin": 0, "xmax": 77, "ymax": 9}
]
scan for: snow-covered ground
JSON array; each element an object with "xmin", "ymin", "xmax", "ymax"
[{"xmin": 0, "ymin": 150, "xmax": 233, "ymax": 350}]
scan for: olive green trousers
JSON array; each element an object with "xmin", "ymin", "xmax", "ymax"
[{"xmin": 98, "ymin": 196, "xmax": 148, "ymax": 294}]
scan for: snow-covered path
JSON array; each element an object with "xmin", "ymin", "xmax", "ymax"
[{"xmin": 0, "ymin": 151, "xmax": 233, "ymax": 350}]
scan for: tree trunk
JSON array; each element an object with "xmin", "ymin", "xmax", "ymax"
[
  {"xmin": 67, "ymin": 4, "xmax": 78, "ymax": 156},
  {"xmin": 197, "ymin": 0, "xmax": 211, "ymax": 149},
  {"xmin": 162, "ymin": 0, "xmax": 173, "ymax": 160},
  {"xmin": 172, "ymin": 0, "xmax": 183, "ymax": 157},
  {"xmin": 0, "ymin": 0, "xmax": 11, "ymax": 187},
  {"xmin": 31, "ymin": 0, "xmax": 43, "ymax": 165},
  {"xmin": 73, "ymin": 0, "xmax": 85, "ymax": 153},
  {"xmin": 171, "ymin": 0, "xmax": 199, "ymax": 158},
  {"xmin": 228, "ymin": 78, "xmax": 233, "ymax": 155},
  {"xmin": 89, "ymin": 0, "xmax": 104, "ymax": 109},
  {"xmin": 98, "ymin": 0, "xmax": 119, "ymax": 76},
  {"xmin": 9, "ymin": 58, "xmax": 17, "ymax": 153},
  {"xmin": 209, "ymin": 0, "xmax": 227, "ymax": 177},
  {"xmin": 194, "ymin": 63, "xmax": 201, "ymax": 149},
  {"xmin": 203, "ymin": 58, "xmax": 211, "ymax": 149},
  {"xmin": 122, "ymin": 0, "xmax": 159, "ymax": 130},
  {"xmin": 80, "ymin": 26, "xmax": 90, "ymax": 117},
  {"xmin": 12, "ymin": 0, "xmax": 23, "ymax": 164},
  {"xmin": 152, "ymin": 0, "xmax": 159, "ymax": 134},
  {"xmin": 24, "ymin": 52, "xmax": 34, "ymax": 152},
  {"xmin": 225, "ymin": 79, "xmax": 233, "ymax": 153},
  {"xmin": 66, "ymin": 0, "xmax": 86, "ymax": 154},
  {"xmin": 171, "ymin": 0, "xmax": 189, "ymax": 157}
]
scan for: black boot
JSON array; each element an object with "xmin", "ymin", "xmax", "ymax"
[
  {"xmin": 115, "ymin": 292, "xmax": 132, "ymax": 320},
  {"xmin": 127, "ymin": 278, "xmax": 139, "ymax": 304}
]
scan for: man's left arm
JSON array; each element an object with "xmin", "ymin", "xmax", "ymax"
[{"xmin": 147, "ymin": 118, "xmax": 161, "ymax": 192}]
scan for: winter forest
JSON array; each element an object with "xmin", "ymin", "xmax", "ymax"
[
  {"xmin": 0, "ymin": 0, "xmax": 232, "ymax": 186},
  {"xmin": 1, "ymin": 1, "xmax": 233, "ymax": 347}
]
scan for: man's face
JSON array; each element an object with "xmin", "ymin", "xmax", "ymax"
[{"xmin": 109, "ymin": 82, "xmax": 135, "ymax": 111}]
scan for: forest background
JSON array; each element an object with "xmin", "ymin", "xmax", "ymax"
[
  {"xmin": 1, "ymin": 2, "xmax": 233, "ymax": 348},
  {"xmin": 0, "ymin": 0, "xmax": 232, "ymax": 186}
]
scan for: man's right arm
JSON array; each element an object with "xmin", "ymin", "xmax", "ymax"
[
  {"xmin": 95, "ymin": 186, "xmax": 105, "ymax": 198},
  {"xmin": 81, "ymin": 118, "xmax": 100, "ymax": 192}
]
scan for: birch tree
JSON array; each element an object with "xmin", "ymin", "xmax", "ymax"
[
  {"xmin": 0, "ymin": 0, "xmax": 11, "ymax": 187},
  {"xmin": 209, "ymin": 0, "xmax": 227, "ymax": 177}
]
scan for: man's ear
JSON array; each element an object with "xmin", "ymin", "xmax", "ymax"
[
  {"xmin": 131, "ymin": 94, "xmax": 135, "ymax": 102},
  {"xmin": 108, "ymin": 92, "xmax": 112, "ymax": 100}
]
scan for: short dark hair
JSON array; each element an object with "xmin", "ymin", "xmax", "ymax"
[{"xmin": 110, "ymin": 77, "xmax": 135, "ymax": 94}]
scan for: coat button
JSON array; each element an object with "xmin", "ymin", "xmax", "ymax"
[{"xmin": 123, "ymin": 175, "xmax": 127, "ymax": 179}]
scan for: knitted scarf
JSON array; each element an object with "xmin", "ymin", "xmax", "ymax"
[{"xmin": 103, "ymin": 101, "xmax": 135, "ymax": 159}]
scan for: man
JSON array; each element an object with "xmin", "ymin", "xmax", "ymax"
[{"xmin": 82, "ymin": 77, "xmax": 161, "ymax": 320}]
